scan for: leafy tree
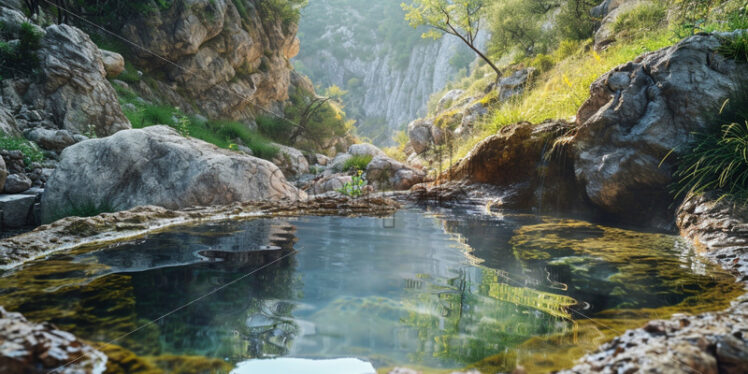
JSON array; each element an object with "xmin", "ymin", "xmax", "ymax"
[{"xmin": 402, "ymin": 0, "xmax": 502, "ymax": 80}]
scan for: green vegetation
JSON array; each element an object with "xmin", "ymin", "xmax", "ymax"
[
  {"xmin": 0, "ymin": 22, "xmax": 42, "ymax": 78},
  {"xmin": 612, "ymin": 2, "xmax": 668, "ymax": 35},
  {"xmin": 256, "ymin": 0, "xmax": 307, "ymax": 29},
  {"xmin": 114, "ymin": 83, "xmax": 279, "ymax": 160},
  {"xmin": 0, "ymin": 134, "xmax": 44, "ymax": 167},
  {"xmin": 337, "ymin": 170, "xmax": 368, "ymax": 197},
  {"xmin": 673, "ymin": 89, "xmax": 748, "ymax": 202},
  {"xmin": 719, "ymin": 32, "xmax": 748, "ymax": 62},
  {"xmin": 342, "ymin": 154, "xmax": 373, "ymax": 172},
  {"xmin": 57, "ymin": 202, "xmax": 116, "ymax": 222}
]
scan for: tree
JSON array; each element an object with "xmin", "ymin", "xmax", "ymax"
[{"xmin": 402, "ymin": 0, "xmax": 501, "ymax": 80}]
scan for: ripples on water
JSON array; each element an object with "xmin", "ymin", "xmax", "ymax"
[{"xmin": 0, "ymin": 209, "xmax": 740, "ymax": 373}]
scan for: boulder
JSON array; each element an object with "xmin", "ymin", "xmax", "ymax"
[
  {"xmin": 497, "ymin": 68, "xmax": 536, "ymax": 101},
  {"xmin": 3, "ymin": 174, "xmax": 31, "ymax": 193},
  {"xmin": 271, "ymin": 143, "xmax": 309, "ymax": 178},
  {"xmin": 437, "ymin": 89, "xmax": 464, "ymax": 112},
  {"xmin": 366, "ymin": 156, "xmax": 426, "ymax": 191},
  {"xmin": 24, "ymin": 128, "xmax": 78, "ymax": 152},
  {"xmin": 0, "ymin": 107, "xmax": 20, "ymax": 137},
  {"xmin": 329, "ymin": 153, "xmax": 353, "ymax": 173},
  {"xmin": 348, "ymin": 143, "xmax": 385, "ymax": 158},
  {"xmin": 0, "ymin": 194, "xmax": 34, "ymax": 228},
  {"xmin": 316, "ymin": 154, "xmax": 331, "ymax": 166},
  {"xmin": 407, "ymin": 118, "xmax": 435, "ymax": 155},
  {"xmin": 42, "ymin": 126, "xmax": 304, "ymax": 223},
  {"xmin": 306, "ymin": 174, "xmax": 352, "ymax": 196},
  {"xmin": 0, "ymin": 307, "xmax": 107, "ymax": 374},
  {"xmin": 29, "ymin": 24, "xmax": 130, "ymax": 136},
  {"xmin": 574, "ymin": 33, "xmax": 748, "ymax": 228},
  {"xmin": 0, "ymin": 150, "xmax": 24, "ymax": 174},
  {"xmin": 100, "ymin": 49, "xmax": 125, "ymax": 78}
]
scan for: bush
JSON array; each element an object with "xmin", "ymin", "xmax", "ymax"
[
  {"xmin": 0, "ymin": 22, "xmax": 42, "ymax": 78},
  {"xmin": 673, "ymin": 91, "xmax": 748, "ymax": 201},
  {"xmin": 0, "ymin": 134, "xmax": 44, "ymax": 167},
  {"xmin": 719, "ymin": 32, "xmax": 748, "ymax": 62},
  {"xmin": 343, "ymin": 154, "xmax": 373, "ymax": 172}
]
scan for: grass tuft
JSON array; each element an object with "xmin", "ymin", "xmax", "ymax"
[{"xmin": 343, "ymin": 154, "xmax": 373, "ymax": 171}]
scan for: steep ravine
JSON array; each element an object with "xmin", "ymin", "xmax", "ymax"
[{"xmin": 295, "ymin": 0, "xmax": 485, "ymax": 145}]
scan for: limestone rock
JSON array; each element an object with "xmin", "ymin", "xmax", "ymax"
[
  {"xmin": 407, "ymin": 118, "xmax": 435, "ymax": 155},
  {"xmin": 366, "ymin": 156, "xmax": 425, "ymax": 191},
  {"xmin": 437, "ymin": 89, "xmax": 464, "ymax": 112},
  {"xmin": 348, "ymin": 143, "xmax": 385, "ymax": 158},
  {"xmin": 121, "ymin": 0, "xmax": 298, "ymax": 120},
  {"xmin": 3, "ymin": 174, "xmax": 31, "ymax": 193},
  {"xmin": 25, "ymin": 128, "xmax": 78, "ymax": 152},
  {"xmin": 497, "ymin": 68, "xmax": 536, "ymax": 101},
  {"xmin": 306, "ymin": 174, "xmax": 352, "ymax": 196},
  {"xmin": 33, "ymin": 24, "xmax": 130, "ymax": 136},
  {"xmin": 329, "ymin": 153, "xmax": 353, "ymax": 173},
  {"xmin": 100, "ymin": 49, "xmax": 125, "ymax": 78},
  {"xmin": 574, "ymin": 33, "xmax": 748, "ymax": 228},
  {"xmin": 0, "ymin": 306, "xmax": 107, "ymax": 374},
  {"xmin": 42, "ymin": 126, "xmax": 304, "ymax": 223},
  {"xmin": 0, "ymin": 194, "xmax": 34, "ymax": 228},
  {"xmin": 0, "ymin": 107, "xmax": 20, "ymax": 137},
  {"xmin": 272, "ymin": 143, "xmax": 309, "ymax": 178}
]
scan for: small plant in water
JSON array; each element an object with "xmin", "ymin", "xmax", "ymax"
[{"xmin": 338, "ymin": 170, "xmax": 368, "ymax": 197}]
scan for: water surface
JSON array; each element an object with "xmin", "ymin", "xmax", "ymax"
[{"xmin": 0, "ymin": 209, "xmax": 740, "ymax": 373}]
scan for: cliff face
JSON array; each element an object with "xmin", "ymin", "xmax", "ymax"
[
  {"xmin": 121, "ymin": 0, "xmax": 300, "ymax": 120},
  {"xmin": 295, "ymin": 0, "xmax": 483, "ymax": 145}
]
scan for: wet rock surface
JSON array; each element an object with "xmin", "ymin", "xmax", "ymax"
[
  {"xmin": 1, "ymin": 194, "xmax": 400, "ymax": 268},
  {"xmin": 0, "ymin": 306, "xmax": 107, "ymax": 374}
]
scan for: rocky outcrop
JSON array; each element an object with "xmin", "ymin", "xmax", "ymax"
[
  {"xmin": 445, "ymin": 121, "xmax": 588, "ymax": 213},
  {"xmin": 42, "ymin": 126, "xmax": 303, "ymax": 223},
  {"xmin": 305, "ymin": 174, "xmax": 352, "ymax": 196},
  {"xmin": 560, "ymin": 296, "xmax": 748, "ymax": 374},
  {"xmin": 677, "ymin": 192, "xmax": 748, "ymax": 278},
  {"xmin": 121, "ymin": 0, "xmax": 299, "ymax": 120},
  {"xmin": 366, "ymin": 155, "xmax": 426, "ymax": 191},
  {"xmin": 100, "ymin": 49, "xmax": 125, "ymax": 78},
  {"xmin": 592, "ymin": 0, "xmax": 647, "ymax": 49},
  {"xmin": 348, "ymin": 143, "xmax": 385, "ymax": 158},
  {"xmin": 574, "ymin": 32, "xmax": 748, "ymax": 228},
  {"xmin": 272, "ymin": 143, "xmax": 310, "ymax": 178},
  {"xmin": 0, "ymin": 306, "xmax": 107, "ymax": 374},
  {"xmin": 0, "ymin": 7, "xmax": 130, "ymax": 138}
]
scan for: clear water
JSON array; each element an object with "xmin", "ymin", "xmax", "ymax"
[{"xmin": 0, "ymin": 209, "xmax": 740, "ymax": 372}]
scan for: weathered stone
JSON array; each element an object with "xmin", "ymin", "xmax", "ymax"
[
  {"xmin": 32, "ymin": 24, "xmax": 131, "ymax": 136},
  {"xmin": 348, "ymin": 143, "xmax": 385, "ymax": 158},
  {"xmin": 407, "ymin": 118, "xmax": 434, "ymax": 155},
  {"xmin": 0, "ymin": 307, "xmax": 107, "ymax": 374},
  {"xmin": 366, "ymin": 155, "xmax": 425, "ymax": 191},
  {"xmin": 329, "ymin": 153, "xmax": 353, "ymax": 173},
  {"xmin": 437, "ymin": 89, "xmax": 464, "ymax": 112},
  {"xmin": 574, "ymin": 33, "xmax": 748, "ymax": 228},
  {"xmin": 0, "ymin": 194, "xmax": 34, "ymax": 228},
  {"xmin": 24, "ymin": 128, "xmax": 78, "ymax": 152},
  {"xmin": 497, "ymin": 68, "xmax": 536, "ymax": 101},
  {"xmin": 272, "ymin": 143, "xmax": 310, "ymax": 178},
  {"xmin": 2, "ymin": 174, "xmax": 31, "ymax": 194},
  {"xmin": 100, "ymin": 49, "xmax": 125, "ymax": 78},
  {"xmin": 42, "ymin": 126, "xmax": 304, "ymax": 223},
  {"xmin": 593, "ymin": 0, "xmax": 648, "ymax": 49},
  {"xmin": 0, "ymin": 107, "xmax": 20, "ymax": 137},
  {"xmin": 306, "ymin": 174, "xmax": 352, "ymax": 196}
]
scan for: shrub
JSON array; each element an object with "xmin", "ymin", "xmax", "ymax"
[
  {"xmin": 0, "ymin": 134, "xmax": 44, "ymax": 167},
  {"xmin": 343, "ymin": 154, "xmax": 373, "ymax": 172},
  {"xmin": 718, "ymin": 32, "xmax": 748, "ymax": 62},
  {"xmin": 673, "ymin": 91, "xmax": 748, "ymax": 201},
  {"xmin": 337, "ymin": 171, "xmax": 368, "ymax": 197},
  {"xmin": 0, "ymin": 22, "xmax": 42, "ymax": 78}
]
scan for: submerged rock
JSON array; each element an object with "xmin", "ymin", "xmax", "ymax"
[
  {"xmin": 42, "ymin": 126, "xmax": 303, "ymax": 222},
  {"xmin": 0, "ymin": 306, "xmax": 107, "ymax": 374}
]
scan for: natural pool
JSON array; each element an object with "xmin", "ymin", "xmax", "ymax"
[{"xmin": 0, "ymin": 209, "xmax": 742, "ymax": 373}]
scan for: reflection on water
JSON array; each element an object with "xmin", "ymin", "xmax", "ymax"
[{"xmin": 0, "ymin": 210, "xmax": 740, "ymax": 372}]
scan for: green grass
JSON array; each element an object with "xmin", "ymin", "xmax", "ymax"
[
  {"xmin": 343, "ymin": 154, "xmax": 373, "ymax": 171},
  {"xmin": 453, "ymin": 31, "xmax": 674, "ymax": 159},
  {"xmin": 718, "ymin": 32, "xmax": 748, "ymax": 62},
  {"xmin": 613, "ymin": 2, "xmax": 667, "ymax": 34},
  {"xmin": 0, "ymin": 134, "xmax": 44, "ymax": 167}
]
